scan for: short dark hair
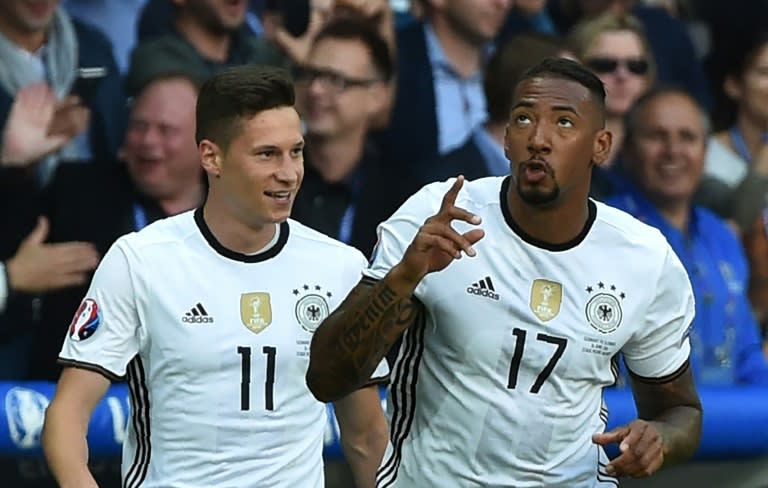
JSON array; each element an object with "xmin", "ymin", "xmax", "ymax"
[
  {"xmin": 624, "ymin": 85, "xmax": 710, "ymax": 146},
  {"xmin": 312, "ymin": 17, "xmax": 395, "ymax": 82},
  {"xmin": 485, "ymin": 34, "xmax": 566, "ymax": 123},
  {"xmin": 195, "ymin": 65, "xmax": 295, "ymax": 149},
  {"xmin": 515, "ymin": 57, "xmax": 607, "ymax": 120}
]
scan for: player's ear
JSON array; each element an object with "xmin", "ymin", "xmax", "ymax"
[
  {"xmin": 199, "ymin": 140, "xmax": 223, "ymax": 178},
  {"xmin": 591, "ymin": 129, "xmax": 612, "ymax": 168}
]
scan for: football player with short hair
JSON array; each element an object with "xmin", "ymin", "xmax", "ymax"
[
  {"xmin": 308, "ymin": 58, "xmax": 703, "ymax": 487},
  {"xmin": 42, "ymin": 65, "xmax": 388, "ymax": 488}
]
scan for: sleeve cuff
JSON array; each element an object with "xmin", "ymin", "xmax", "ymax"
[{"xmin": 0, "ymin": 262, "xmax": 8, "ymax": 313}]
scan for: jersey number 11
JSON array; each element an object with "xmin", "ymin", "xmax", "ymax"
[{"xmin": 237, "ymin": 345, "xmax": 276, "ymax": 411}]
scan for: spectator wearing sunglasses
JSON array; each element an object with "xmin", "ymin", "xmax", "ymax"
[{"xmin": 568, "ymin": 12, "xmax": 656, "ymax": 199}]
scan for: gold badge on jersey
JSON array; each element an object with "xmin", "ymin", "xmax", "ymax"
[
  {"xmin": 529, "ymin": 279, "xmax": 562, "ymax": 322},
  {"xmin": 241, "ymin": 292, "xmax": 272, "ymax": 334}
]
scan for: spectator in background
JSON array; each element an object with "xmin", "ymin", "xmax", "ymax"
[
  {"xmin": 552, "ymin": 0, "xmax": 711, "ymax": 108},
  {"xmin": 291, "ymin": 17, "xmax": 400, "ymax": 257},
  {"xmin": 0, "ymin": 0, "xmax": 126, "ymax": 183},
  {"xmin": 568, "ymin": 11, "xmax": 655, "ymax": 199},
  {"xmin": 414, "ymin": 33, "xmax": 573, "ymax": 186},
  {"xmin": 0, "ymin": 44, "xmax": 210, "ymax": 381},
  {"xmin": 133, "ymin": 0, "xmax": 289, "ymax": 78},
  {"xmin": 381, "ymin": 0, "xmax": 513, "ymax": 170},
  {"xmin": 699, "ymin": 32, "xmax": 768, "ymax": 232},
  {"xmin": 701, "ymin": 31, "xmax": 768, "ymax": 337},
  {"xmin": 61, "ymin": 0, "xmax": 149, "ymax": 74},
  {"xmin": 607, "ymin": 87, "xmax": 768, "ymax": 385}
]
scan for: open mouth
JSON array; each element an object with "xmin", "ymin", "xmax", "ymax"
[{"xmin": 264, "ymin": 191, "xmax": 292, "ymax": 203}]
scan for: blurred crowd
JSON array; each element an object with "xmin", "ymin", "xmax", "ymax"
[{"xmin": 1, "ymin": 0, "xmax": 768, "ymax": 390}]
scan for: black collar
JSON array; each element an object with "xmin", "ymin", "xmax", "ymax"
[
  {"xmin": 194, "ymin": 208, "xmax": 289, "ymax": 263},
  {"xmin": 499, "ymin": 176, "xmax": 597, "ymax": 252}
]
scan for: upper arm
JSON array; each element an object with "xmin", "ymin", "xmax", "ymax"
[
  {"xmin": 334, "ymin": 384, "xmax": 387, "ymax": 440},
  {"xmin": 630, "ymin": 361, "xmax": 701, "ymax": 420},
  {"xmin": 46, "ymin": 367, "xmax": 110, "ymax": 428}
]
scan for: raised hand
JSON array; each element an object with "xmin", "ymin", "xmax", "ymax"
[
  {"xmin": 395, "ymin": 176, "xmax": 485, "ymax": 286},
  {"xmin": 592, "ymin": 419, "xmax": 665, "ymax": 478},
  {"xmin": 6, "ymin": 217, "xmax": 100, "ymax": 293},
  {"xmin": 1, "ymin": 83, "xmax": 70, "ymax": 166},
  {"xmin": 263, "ymin": 0, "xmax": 333, "ymax": 63}
]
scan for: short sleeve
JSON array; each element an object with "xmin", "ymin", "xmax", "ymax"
[
  {"xmin": 58, "ymin": 240, "xmax": 142, "ymax": 380},
  {"xmin": 622, "ymin": 245, "xmax": 695, "ymax": 381},
  {"xmin": 363, "ymin": 181, "xmax": 445, "ymax": 298}
]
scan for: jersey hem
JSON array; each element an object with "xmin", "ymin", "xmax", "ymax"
[
  {"xmin": 57, "ymin": 357, "xmax": 124, "ymax": 382},
  {"xmin": 627, "ymin": 358, "xmax": 690, "ymax": 384}
]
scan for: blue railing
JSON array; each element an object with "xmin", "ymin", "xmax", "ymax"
[{"xmin": 1, "ymin": 382, "xmax": 767, "ymax": 460}]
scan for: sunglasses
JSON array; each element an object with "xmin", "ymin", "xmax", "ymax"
[{"xmin": 585, "ymin": 57, "xmax": 649, "ymax": 75}]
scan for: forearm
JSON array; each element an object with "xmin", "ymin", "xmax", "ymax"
[
  {"xmin": 647, "ymin": 405, "xmax": 702, "ymax": 466},
  {"xmin": 342, "ymin": 425, "xmax": 388, "ymax": 488},
  {"xmin": 42, "ymin": 402, "xmax": 98, "ymax": 488},
  {"xmin": 307, "ymin": 267, "xmax": 421, "ymax": 402}
]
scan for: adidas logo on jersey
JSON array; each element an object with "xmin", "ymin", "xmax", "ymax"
[
  {"xmin": 466, "ymin": 277, "xmax": 499, "ymax": 300},
  {"xmin": 182, "ymin": 302, "xmax": 214, "ymax": 323}
]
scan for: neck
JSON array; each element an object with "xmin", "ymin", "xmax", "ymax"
[
  {"xmin": 202, "ymin": 195, "xmax": 278, "ymax": 254},
  {"xmin": 428, "ymin": 18, "xmax": 484, "ymax": 78},
  {"xmin": 0, "ymin": 20, "xmax": 47, "ymax": 53},
  {"xmin": 175, "ymin": 14, "xmax": 231, "ymax": 63},
  {"xmin": 734, "ymin": 112, "xmax": 768, "ymax": 160},
  {"xmin": 484, "ymin": 121, "xmax": 506, "ymax": 147},
  {"xmin": 305, "ymin": 133, "xmax": 366, "ymax": 184},
  {"xmin": 656, "ymin": 200, "xmax": 690, "ymax": 234},
  {"xmin": 603, "ymin": 116, "xmax": 624, "ymax": 168},
  {"xmin": 157, "ymin": 180, "xmax": 205, "ymax": 216},
  {"xmin": 506, "ymin": 186, "xmax": 591, "ymax": 245}
]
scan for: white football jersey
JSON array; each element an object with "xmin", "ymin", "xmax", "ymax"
[
  {"xmin": 59, "ymin": 209, "xmax": 389, "ymax": 488},
  {"xmin": 365, "ymin": 177, "xmax": 694, "ymax": 488}
]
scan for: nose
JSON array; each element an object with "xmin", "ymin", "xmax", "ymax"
[
  {"xmin": 275, "ymin": 156, "xmax": 300, "ymax": 184},
  {"xmin": 527, "ymin": 121, "xmax": 552, "ymax": 155}
]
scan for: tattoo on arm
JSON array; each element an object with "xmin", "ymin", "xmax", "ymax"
[
  {"xmin": 308, "ymin": 277, "xmax": 423, "ymax": 401},
  {"xmin": 630, "ymin": 361, "xmax": 703, "ymax": 466}
]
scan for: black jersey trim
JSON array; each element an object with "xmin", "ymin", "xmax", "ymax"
[
  {"xmin": 194, "ymin": 207, "xmax": 289, "ymax": 263},
  {"xmin": 57, "ymin": 358, "xmax": 123, "ymax": 382},
  {"xmin": 627, "ymin": 358, "xmax": 690, "ymax": 384},
  {"xmin": 124, "ymin": 357, "xmax": 151, "ymax": 488},
  {"xmin": 376, "ymin": 309, "xmax": 426, "ymax": 488},
  {"xmin": 499, "ymin": 176, "xmax": 597, "ymax": 251}
]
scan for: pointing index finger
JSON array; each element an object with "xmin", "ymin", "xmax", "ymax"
[{"xmin": 439, "ymin": 175, "xmax": 465, "ymax": 213}]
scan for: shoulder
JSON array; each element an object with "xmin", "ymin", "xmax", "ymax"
[
  {"xmin": 286, "ymin": 220, "xmax": 367, "ymax": 264},
  {"xmin": 117, "ymin": 210, "xmax": 198, "ymax": 256},
  {"xmin": 694, "ymin": 207, "xmax": 742, "ymax": 247},
  {"xmin": 71, "ymin": 17, "xmax": 113, "ymax": 49},
  {"xmin": 593, "ymin": 200, "xmax": 670, "ymax": 256},
  {"xmin": 242, "ymin": 35, "xmax": 291, "ymax": 69}
]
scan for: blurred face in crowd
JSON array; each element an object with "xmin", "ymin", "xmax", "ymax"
[
  {"xmin": 174, "ymin": 0, "xmax": 247, "ymax": 34},
  {"xmin": 123, "ymin": 77, "xmax": 201, "ymax": 201},
  {"xmin": 624, "ymin": 92, "xmax": 707, "ymax": 207},
  {"xmin": 435, "ymin": 0, "xmax": 513, "ymax": 46},
  {"xmin": 297, "ymin": 37, "xmax": 387, "ymax": 140},
  {"xmin": 584, "ymin": 29, "xmax": 650, "ymax": 117},
  {"xmin": 726, "ymin": 40, "xmax": 768, "ymax": 127},
  {"xmin": 0, "ymin": 0, "xmax": 58, "ymax": 33}
]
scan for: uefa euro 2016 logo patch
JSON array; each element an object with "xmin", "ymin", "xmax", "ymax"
[{"xmin": 68, "ymin": 298, "xmax": 102, "ymax": 341}]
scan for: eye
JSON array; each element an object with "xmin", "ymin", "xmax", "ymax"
[
  {"xmin": 256, "ymin": 149, "xmax": 275, "ymax": 159},
  {"xmin": 558, "ymin": 118, "xmax": 573, "ymax": 128},
  {"xmin": 290, "ymin": 147, "xmax": 304, "ymax": 157},
  {"xmin": 515, "ymin": 114, "xmax": 531, "ymax": 124}
]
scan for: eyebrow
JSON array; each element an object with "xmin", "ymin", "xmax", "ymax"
[{"xmin": 511, "ymin": 100, "xmax": 580, "ymax": 116}]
